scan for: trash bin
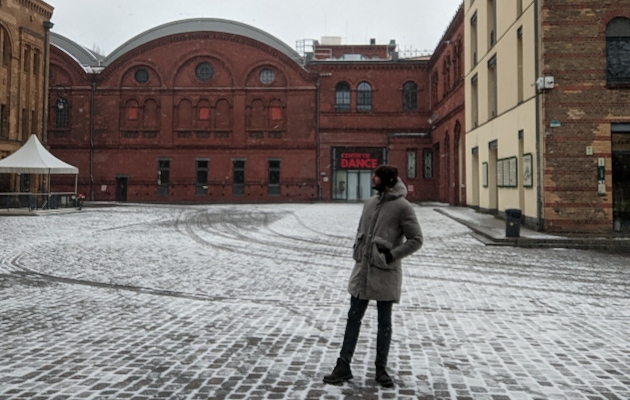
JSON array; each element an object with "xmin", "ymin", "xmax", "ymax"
[{"xmin": 505, "ymin": 208, "xmax": 522, "ymax": 238}]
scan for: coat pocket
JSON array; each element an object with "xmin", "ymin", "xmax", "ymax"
[
  {"xmin": 370, "ymin": 236, "xmax": 394, "ymax": 270},
  {"xmin": 352, "ymin": 232, "xmax": 364, "ymax": 262}
]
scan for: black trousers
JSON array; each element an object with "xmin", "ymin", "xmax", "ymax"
[{"xmin": 339, "ymin": 296, "xmax": 393, "ymax": 367}]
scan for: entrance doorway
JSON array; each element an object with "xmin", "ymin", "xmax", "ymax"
[
  {"xmin": 116, "ymin": 176, "xmax": 128, "ymax": 202},
  {"xmin": 612, "ymin": 124, "xmax": 630, "ymax": 232},
  {"xmin": 333, "ymin": 170, "xmax": 373, "ymax": 200}
]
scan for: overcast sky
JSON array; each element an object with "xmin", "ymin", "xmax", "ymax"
[{"xmin": 47, "ymin": 0, "xmax": 463, "ymax": 56}]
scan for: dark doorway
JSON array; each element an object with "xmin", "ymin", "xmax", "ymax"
[
  {"xmin": 116, "ymin": 176, "xmax": 128, "ymax": 202},
  {"xmin": 612, "ymin": 123, "xmax": 630, "ymax": 232}
]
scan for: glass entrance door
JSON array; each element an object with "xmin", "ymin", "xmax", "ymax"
[{"xmin": 333, "ymin": 170, "xmax": 375, "ymax": 201}]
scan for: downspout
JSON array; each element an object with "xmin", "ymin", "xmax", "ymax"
[
  {"xmin": 89, "ymin": 80, "xmax": 96, "ymax": 200},
  {"xmin": 41, "ymin": 21, "xmax": 54, "ymax": 145},
  {"xmin": 534, "ymin": 0, "xmax": 543, "ymax": 230},
  {"xmin": 315, "ymin": 69, "xmax": 321, "ymax": 201}
]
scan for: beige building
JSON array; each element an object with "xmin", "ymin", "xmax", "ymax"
[
  {"xmin": 464, "ymin": 0, "xmax": 539, "ymax": 228},
  {"xmin": 0, "ymin": 0, "xmax": 54, "ymax": 193},
  {"xmin": 464, "ymin": 0, "xmax": 630, "ymax": 233}
]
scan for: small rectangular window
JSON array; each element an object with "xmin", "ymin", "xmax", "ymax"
[
  {"xmin": 0, "ymin": 104, "xmax": 7, "ymax": 139},
  {"xmin": 21, "ymin": 108, "xmax": 28, "ymax": 140},
  {"xmin": 196, "ymin": 160, "xmax": 208, "ymax": 196},
  {"xmin": 423, "ymin": 150, "xmax": 433, "ymax": 179},
  {"xmin": 198, "ymin": 107, "xmax": 210, "ymax": 121},
  {"xmin": 127, "ymin": 107, "xmax": 138, "ymax": 120},
  {"xmin": 158, "ymin": 159, "xmax": 170, "ymax": 196},
  {"xmin": 233, "ymin": 159, "xmax": 245, "ymax": 196},
  {"xmin": 268, "ymin": 159, "xmax": 280, "ymax": 195},
  {"xmin": 23, "ymin": 46, "xmax": 30, "ymax": 72},
  {"xmin": 269, "ymin": 107, "xmax": 282, "ymax": 121},
  {"xmin": 33, "ymin": 50, "xmax": 40, "ymax": 75},
  {"xmin": 406, "ymin": 150, "xmax": 417, "ymax": 179},
  {"xmin": 31, "ymin": 110, "xmax": 36, "ymax": 135}
]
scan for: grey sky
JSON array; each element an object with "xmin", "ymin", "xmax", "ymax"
[{"xmin": 47, "ymin": 0, "xmax": 463, "ymax": 56}]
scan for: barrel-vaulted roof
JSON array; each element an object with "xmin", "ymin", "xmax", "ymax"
[{"xmin": 51, "ymin": 18, "xmax": 304, "ymax": 70}]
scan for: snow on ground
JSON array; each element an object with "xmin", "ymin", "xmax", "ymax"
[{"xmin": 0, "ymin": 203, "xmax": 629, "ymax": 399}]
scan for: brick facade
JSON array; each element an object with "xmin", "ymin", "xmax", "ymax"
[
  {"xmin": 47, "ymin": 16, "xmax": 466, "ymax": 205},
  {"xmin": 0, "ymin": 0, "xmax": 53, "ymax": 194},
  {"xmin": 540, "ymin": 1, "xmax": 630, "ymax": 232}
]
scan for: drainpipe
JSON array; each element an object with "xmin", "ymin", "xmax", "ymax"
[
  {"xmin": 315, "ymin": 69, "xmax": 332, "ymax": 201},
  {"xmin": 89, "ymin": 80, "xmax": 96, "ymax": 201},
  {"xmin": 315, "ymin": 70, "xmax": 321, "ymax": 201},
  {"xmin": 41, "ymin": 21, "xmax": 54, "ymax": 145},
  {"xmin": 534, "ymin": 0, "xmax": 543, "ymax": 230}
]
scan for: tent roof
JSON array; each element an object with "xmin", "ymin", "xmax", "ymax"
[{"xmin": 0, "ymin": 135, "xmax": 79, "ymax": 174}]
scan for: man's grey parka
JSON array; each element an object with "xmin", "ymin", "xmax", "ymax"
[{"xmin": 348, "ymin": 178, "xmax": 423, "ymax": 303}]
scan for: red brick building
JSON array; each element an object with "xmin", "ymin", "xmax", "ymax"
[
  {"xmin": 428, "ymin": 6, "xmax": 465, "ymax": 205},
  {"xmin": 48, "ymin": 15, "xmax": 465, "ymax": 204}
]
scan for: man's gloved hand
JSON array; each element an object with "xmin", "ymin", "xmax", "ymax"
[{"xmin": 376, "ymin": 244, "xmax": 394, "ymax": 263}]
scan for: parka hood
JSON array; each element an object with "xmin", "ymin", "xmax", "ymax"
[{"xmin": 381, "ymin": 178, "xmax": 407, "ymax": 201}]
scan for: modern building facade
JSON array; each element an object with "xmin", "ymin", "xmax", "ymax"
[
  {"xmin": 464, "ymin": 0, "xmax": 630, "ymax": 233},
  {"xmin": 0, "ymin": 0, "xmax": 54, "ymax": 193},
  {"xmin": 47, "ymin": 13, "xmax": 466, "ymax": 205}
]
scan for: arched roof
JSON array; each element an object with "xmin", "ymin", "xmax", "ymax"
[
  {"xmin": 51, "ymin": 32, "xmax": 105, "ymax": 69},
  {"xmin": 52, "ymin": 18, "xmax": 304, "ymax": 69}
]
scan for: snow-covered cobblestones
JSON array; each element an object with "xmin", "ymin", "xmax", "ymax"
[{"xmin": 1, "ymin": 203, "xmax": 629, "ymax": 399}]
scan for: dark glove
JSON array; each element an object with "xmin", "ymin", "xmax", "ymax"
[{"xmin": 376, "ymin": 244, "xmax": 394, "ymax": 263}]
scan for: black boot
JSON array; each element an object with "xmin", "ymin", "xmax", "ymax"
[
  {"xmin": 375, "ymin": 365, "xmax": 394, "ymax": 388},
  {"xmin": 323, "ymin": 358, "xmax": 353, "ymax": 384}
]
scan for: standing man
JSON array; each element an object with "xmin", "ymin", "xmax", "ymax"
[{"xmin": 323, "ymin": 164, "xmax": 423, "ymax": 387}]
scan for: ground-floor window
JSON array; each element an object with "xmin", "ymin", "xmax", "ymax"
[
  {"xmin": 158, "ymin": 159, "xmax": 170, "ymax": 196},
  {"xmin": 268, "ymin": 159, "xmax": 280, "ymax": 196},
  {"xmin": 196, "ymin": 159, "xmax": 208, "ymax": 196},
  {"xmin": 423, "ymin": 150, "xmax": 434, "ymax": 179},
  {"xmin": 233, "ymin": 159, "xmax": 245, "ymax": 196}
]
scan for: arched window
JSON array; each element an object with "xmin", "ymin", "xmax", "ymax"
[
  {"xmin": 443, "ymin": 54, "xmax": 451, "ymax": 94},
  {"xmin": 1, "ymin": 26, "xmax": 11, "ymax": 67},
  {"xmin": 55, "ymin": 98, "xmax": 69, "ymax": 129},
  {"xmin": 403, "ymin": 81, "xmax": 418, "ymax": 112},
  {"xmin": 268, "ymin": 99, "xmax": 283, "ymax": 130},
  {"xmin": 606, "ymin": 17, "xmax": 630, "ymax": 85},
  {"xmin": 357, "ymin": 81, "xmax": 372, "ymax": 112},
  {"xmin": 177, "ymin": 99, "xmax": 193, "ymax": 130},
  {"xmin": 335, "ymin": 81, "xmax": 351, "ymax": 111},
  {"xmin": 431, "ymin": 71, "xmax": 439, "ymax": 106}
]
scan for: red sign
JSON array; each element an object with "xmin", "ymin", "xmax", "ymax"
[{"xmin": 340, "ymin": 152, "xmax": 379, "ymax": 169}]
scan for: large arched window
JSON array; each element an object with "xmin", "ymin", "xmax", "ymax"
[
  {"xmin": 357, "ymin": 81, "xmax": 372, "ymax": 112},
  {"xmin": 403, "ymin": 81, "xmax": 418, "ymax": 112},
  {"xmin": 335, "ymin": 81, "xmax": 351, "ymax": 111},
  {"xmin": 606, "ymin": 17, "xmax": 630, "ymax": 85}
]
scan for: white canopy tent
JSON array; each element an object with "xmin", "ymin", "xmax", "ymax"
[{"xmin": 0, "ymin": 134, "xmax": 78, "ymax": 208}]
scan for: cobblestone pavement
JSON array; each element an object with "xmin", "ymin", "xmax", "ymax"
[{"xmin": 1, "ymin": 203, "xmax": 629, "ymax": 400}]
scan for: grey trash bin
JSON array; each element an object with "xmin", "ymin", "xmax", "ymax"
[{"xmin": 505, "ymin": 208, "xmax": 522, "ymax": 237}]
